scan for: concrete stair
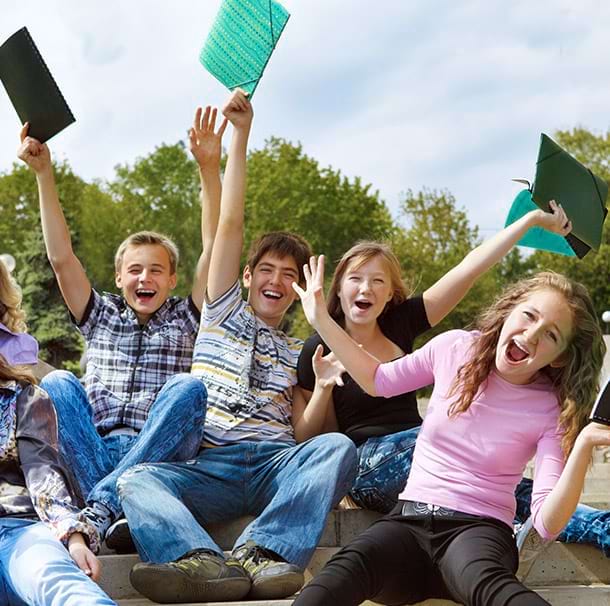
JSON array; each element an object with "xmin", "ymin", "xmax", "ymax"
[{"xmin": 98, "ymin": 505, "xmax": 610, "ymax": 606}]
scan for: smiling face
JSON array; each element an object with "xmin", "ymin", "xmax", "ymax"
[
  {"xmin": 338, "ymin": 255, "xmax": 394, "ymax": 329},
  {"xmin": 495, "ymin": 288, "xmax": 574, "ymax": 385},
  {"xmin": 115, "ymin": 244, "xmax": 177, "ymax": 324},
  {"xmin": 243, "ymin": 253, "xmax": 300, "ymax": 328}
]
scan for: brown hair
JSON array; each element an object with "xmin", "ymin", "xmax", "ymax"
[
  {"xmin": 0, "ymin": 259, "xmax": 27, "ymax": 333},
  {"xmin": 448, "ymin": 272, "xmax": 605, "ymax": 457},
  {"xmin": 114, "ymin": 231, "xmax": 179, "ymax": 274},
  {"xmin": 0, "ymin": 355, "xmax": 36, "ymax": 384},
  {"xmin": 247, "ymin": 232, "xmax": 313, "ymax": 285},
  {"xmin": 327, "ymin": 241, "xmax": 410, "ymax": 326}
]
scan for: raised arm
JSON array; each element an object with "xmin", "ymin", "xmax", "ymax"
[
  {"xmin": 189, "ymin": 106, "xmax": 228, "ymax": 311},
  {"xmin": 293, "ymin": 256, "xmax": 381, "ymax": 395},
  {"xmin": 423, "ymin": 202, "xmax": 571, "ymax": 326},
  {"xmin": 206, "ymin": 90, "xmax": 253, "ymax": 303},
  {"xmin": 17, "ymin": 124, "xmax": 91, "ymax": 322}
]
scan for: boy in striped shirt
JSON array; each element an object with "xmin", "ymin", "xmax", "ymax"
[{"xmin": 119, "ymin": 90, "xmax": 357, "ymax": 604}]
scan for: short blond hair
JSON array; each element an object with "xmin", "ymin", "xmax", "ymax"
[{"xmin": 114, "ymin": 231, "xmax": 179, "ymax": 274}]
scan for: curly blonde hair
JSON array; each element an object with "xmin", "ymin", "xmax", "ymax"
[
  {"xmin": 448, "ymin": 272, "xmax": 605, "ymax": 457},
  {"xmin": 0, "ymin": 259, "xmax": 27, "ymax": 334}
]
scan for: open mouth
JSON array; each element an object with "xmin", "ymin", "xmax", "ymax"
[
  {"xmin": 262, "ymin": 290, "xmax": 282, "ymax": 300},
  {"xmin": 135, "ymin": 289, "xmax": 156, "ymax": 302},
  {"xmin": 506, "ymin": 339, "xmax": 530, "ymax": 363},
  {"xmin": 354, "ymin": 300, "xmax": 373, "ymax": 310}
]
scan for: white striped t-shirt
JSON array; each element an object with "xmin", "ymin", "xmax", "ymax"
[{"xmin": 192, "ymin": 280, "xmax": 301, "ymax": 447}]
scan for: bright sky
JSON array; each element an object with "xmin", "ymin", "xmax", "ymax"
[{"xmin": 2, "ymin": 0, "xmax": 610, "ymax": 236}]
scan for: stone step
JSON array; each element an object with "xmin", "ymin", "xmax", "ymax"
[
  {"xmin": 100, "ymin": 541, "xmax": 610, "ymax": 601},
  {"xmin": 115, "ymin": 585, "xmax": 610, "ymax": 606},
  {"xmin": 579, "ymin": 495, "xmax": 610, "ymax": 510},
  {"xmin": 583, "ymin": 477, "xmax": 610, "ymax": 494}
]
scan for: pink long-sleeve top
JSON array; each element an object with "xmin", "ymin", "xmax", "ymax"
[{"xmin": 374, "ymin": 330, "xmax": 564, "ymax": 540}]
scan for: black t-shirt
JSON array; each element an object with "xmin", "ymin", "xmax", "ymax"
[{"xmin": 297, "ymin": 296, "xmax": 431, "ymax": 446}]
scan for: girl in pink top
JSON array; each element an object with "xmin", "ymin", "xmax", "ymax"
[{"xmin": 293, "ymin": 261, "xmax": 608, "ymax": 606}]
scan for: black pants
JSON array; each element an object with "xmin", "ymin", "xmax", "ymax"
[{"xmin": 294, "ymin": 501, "xmax": 549, "ymax": 606}]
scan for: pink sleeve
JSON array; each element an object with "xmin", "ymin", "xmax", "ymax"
[
  {"xmin": 530, "ymin": 420, "xmax": 565, "ymax": 541},
  {"xmin": 374, "ymin": 333, "xmax": 440, "ymax": 397}
]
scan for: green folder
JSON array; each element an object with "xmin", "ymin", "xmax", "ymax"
[
  {"xmin": 505, "ymin": 134, "xmax": 608, "ymax": 259},
  {"xmin": 0, "ymin": 27, "xmax": 75, "ymax": 143},
  {"xmin": 505, "ymin": 190, "xmax": 576, "ymax": 257},
  {"xmin": 200, "ymin": 0, "xmax": 290, "ymax": 97}
]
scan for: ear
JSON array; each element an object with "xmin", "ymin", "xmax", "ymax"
[
  {"xmin": 115, "ymin": 272, "xmax": 122, "ymax": 290},
  {"xmin": 169, "ymin": 273, "xmax": 177, "ymax": 290},
  {"xmin": 243, "ymin": 265, "xmax": 252, "ymax": 289},
  {"xmin": 549, "ymin": 351, "xmax": 569, "ymax": 368}
]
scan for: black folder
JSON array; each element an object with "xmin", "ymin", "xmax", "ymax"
[
  {"xmin": 0, "ymin": 27, "xmax": 75, "ymax": 143},
  {"xmin": 590, "ymin": 379, "xmax": 610, "ymax": 426}
]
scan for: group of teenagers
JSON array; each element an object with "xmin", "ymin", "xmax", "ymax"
[{"xmin": 2, "ymin": 87, "xmax": 610, "ymax": 606}]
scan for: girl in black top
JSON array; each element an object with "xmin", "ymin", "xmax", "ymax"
[{"xmin": 295, "ymin": 203, "xmax": 571, "ymax": 512}]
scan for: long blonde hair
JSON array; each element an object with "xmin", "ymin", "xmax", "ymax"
[
  {"xmin": 448, "ymin": 272, "xmax": 605, "ymax": 457},
  {"xmin": 327, "ymin": 241, "xmax": 410, "ymax": 326},
  {"xmin": 0, "ymin": 259, "xmax": 26, "ymax": 333}
]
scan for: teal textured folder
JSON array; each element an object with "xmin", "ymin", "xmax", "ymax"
[
  {"xmin": 0, "ymin": 27, "xmax": 75, "ymax": 143},
  {"xmin": 200, "ymin": 0, "xmax": 290, "ymax": 97},
  {"xmin": 505, "ymin": 190, "xmax": 576, "ymax": 257}
]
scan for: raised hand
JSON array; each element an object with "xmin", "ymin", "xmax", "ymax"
[
  {"xmin": 534, "ymin": 200, "xmax": 572, "ymax": 236},
  {"xmin": 189, "ymin": 106, "xmax": 228, "ymax": 171},
  {"xmin": 221, "ymin": 88, "xmax": 253, "ymax": 131},
  {"xmin": 17, "ymin": 123, "xmax": 51, "ymax": 175},
  {"xmin": 312, "ymin": 344, "xmax": 345, "ymax": 389},
  {"xmin": 292, "ymin": 255, "xmax": 328, "ymax": 329}
]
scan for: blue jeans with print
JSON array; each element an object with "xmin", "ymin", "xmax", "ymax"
[
  {"xmin": 118, "ymin": 434, "xmax": 358, "ymax": 568},
  {"xmin": 515, "ymin": 478, "xmax": 610, "ymax": 555},
  {"xmin": 41, "ymin": 370, "xmax": 207, "ymax": 517},
  {"xmin": 0, "ymin": 518, "xmax": 116, "ymax": 605},
  {"xmin": 350, "ymin": 427, "xmax": 420, "ymax": 513}
]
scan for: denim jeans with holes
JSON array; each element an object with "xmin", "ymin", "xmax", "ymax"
[{"xmin": 41, "ymin": 370, "xmax": 207, "ymax": 517}]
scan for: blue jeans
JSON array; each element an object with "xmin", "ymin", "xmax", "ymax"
[
  {"xmin": 350, "ymin": 427, "xmax": 420, "ymax": 513},
  {"xmin": 515, "ymin": 478, "xmax": 610, "ymax": 554},
  {"xmin": 41, "ymin": 370, "xmax": 207, "ymax": 517},
  {"xmin": 0, "ymin": 518, "xmax": 116, "ymax": 605},
  {"xmin": 118, "ymin": 434, "xmax": 357, "ymax": 569}
]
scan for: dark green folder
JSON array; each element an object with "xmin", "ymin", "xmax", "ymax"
[
  {"xmin": 0, "ymin": 27, "xmax": 75, "ymax": 143},
  {"xmin": 505, "ymin": 134, "xmax": 608, "ymax": 258},
  {"xmin": 200, "ymin": 0, "xmax": 290, "ymax": 97}
]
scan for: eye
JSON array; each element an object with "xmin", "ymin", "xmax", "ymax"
[
  {"xmin": 523, "ymin": 310, "xmax": 534, "ymax": 320},
  {"xmin": 373, "ymin": 278, "xmax": 385, "ymax": 284},
  {"xmin": 546, "ymin": 330, "xmax": 558, "ymax": 343}
]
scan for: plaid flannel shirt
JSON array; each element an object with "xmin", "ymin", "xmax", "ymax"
[{"xmin": 77, "ymin": 290, "xmax": 200, "ymax": 434}]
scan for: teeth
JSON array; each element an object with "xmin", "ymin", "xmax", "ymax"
[
  {"xmin": 136, "ymin": 290, "xmax": 155, "ymax": 296},
  {"xmin": 263, "ymin": 290, "xmax": 281, "ymax": 299},
  {"xmin": 512, "ymin": 339, "xmax": 529, "ymax": 355}
]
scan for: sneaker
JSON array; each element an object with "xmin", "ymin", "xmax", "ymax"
[
  {"xmin": 82, "ymin": 501, "xmax": 114, "ymax": 544},
  {"xmin": 105, "ymin": 518, "xmax": 136, "ymax": 553},
  {"xmin": 233, "ymin": 540, "xmax": 304, "ymax": 599},
  {"xmin": 515, "ymin": 516, "xmax": 551, "ymax": 581},
  {"xmin": 130, "ymin": 549, "xmax": 250, "ymax": 604}
]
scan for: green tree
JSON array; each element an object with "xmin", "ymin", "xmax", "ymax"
[{"xmin": 14, "ymin": 230, "xmax": 83, "ymax": 371}]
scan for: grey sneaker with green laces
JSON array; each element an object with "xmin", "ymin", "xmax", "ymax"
[
  {"xmin": 232, "ymin": 540, "xmax": 305, "ymax": 600},
  {"xmin": 130, "ymin": 548, "xmax": 250, "ymax": 604}
]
